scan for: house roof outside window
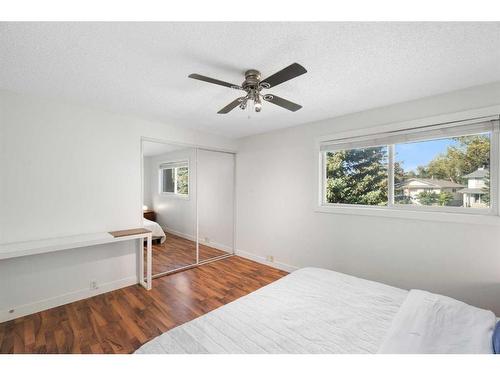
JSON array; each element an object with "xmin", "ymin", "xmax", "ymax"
[
  {"xmin": 457, "ymin": 188, "xmax": 486, "ymax": 194},
  {"xmin": 462, "ymin": 168, "xmax": 489, "ymax": 179},
  {"xmin": 397, "ymin": 178, "xmax": 464, "ymax": 189}
]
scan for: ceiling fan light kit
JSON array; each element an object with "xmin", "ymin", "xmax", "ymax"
[{"xmin": 188, "ymin": 63, "xmax": 307, "ymax": 114}]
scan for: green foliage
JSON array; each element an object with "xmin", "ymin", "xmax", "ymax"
[
  {"xmin": 415, "ymin": 135, "xmax": 490, "ymax": 183},
  {"xmin": 437, "ymin": 191, "xmax": 454, "ymax": 206},
  {"xmin": 325, "ymin": 147, "xmax": 388, "ymax": 205},
  {"xmin": 176, "ymin": 167, "xmax": 189, "ymax": 195},
  {"xmin": 394, "ymin": 161, "xmax": 405, "ymax": 185},
  {"xmin": 416, "ymin": 191, "xmax": 453, "ymax": 206},
  {"xmin": 394, "ymin": 195, "xmax": 411, "ymax": 204},
  {"xmin": 417, "ymin": 191, "xmax": 439, "ymax": 205},
  {"xmin": 482, "ymin": 171, "xmax": 490, "ymax": 204}
]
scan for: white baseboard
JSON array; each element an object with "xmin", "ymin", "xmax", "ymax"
[
  {"xmin": 235, "ymin": 249, "xmax": 299, "ymax": 273},
  {"xmin": 163, "ymin": 227, "xmax": 196, "ymax": 242},
  {"xmin": 199, "ymin": 239, "xmax": 232, "ymax": 253},
  {"xmin": 163, "ymin": 227, "xmax": 233, "ymax": 253},
  {"xmin": 164, "ymin": 227, "xmax": 297, "ymax": 272},
  {"xmin": 0, "ymin": 276, "xmax": 137, "ymax": 323}
]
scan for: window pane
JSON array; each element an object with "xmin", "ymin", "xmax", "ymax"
[
  {"xmin": 176, "ymin": 167, "xmax": 189, "ymax": 195},
  {"xmin": 325, "ymin": 146, "xmax": 388, "ymax": 205},
  {"xmin": 395, "ymin": 133, "xmax": 490, "ymax": 208},
  {"xmin": 162, "ymin": 168, "xmax": 174, "ymax": 193}
]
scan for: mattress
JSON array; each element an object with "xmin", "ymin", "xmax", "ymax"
[
  {"xmin": 143, "ymin": 218, "xmax": 166, "ymax": 244},
  {"xmin": 135, "ymin": 267, "xmax": 408, "ymax": 354},
  {"xmin": 136, "ymin": 267, "xmax": 496, "ymax": 354}
]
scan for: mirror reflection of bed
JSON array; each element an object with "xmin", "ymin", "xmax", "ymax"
[{"xmin": 142, "ymin": 140, "xmax": 234, "ymax": 277}]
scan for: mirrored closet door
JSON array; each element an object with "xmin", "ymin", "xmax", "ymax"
[
  {"xmin": 196, "ymin": 149, "xmax": 235, "ymax": 263},
  {"xmin": 142, "ymin": 140, "xmax": 234, "ymax": 279},
  {"xmin": 142, "ymin": 140, "xmax": 197, "ymax": 277}
]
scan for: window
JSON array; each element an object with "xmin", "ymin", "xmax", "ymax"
[
  {"xmin": 325, "ymin": 146, "xmax": 388, "ymax": 206},
  {"xmin": 160, "ymin": 161, "xmax": 189, "ymax": 196},
  {"xmin": 320, "ymin": 116, "xmax": 499, "ymax": 214},
  {"xmin": 394, "ymin": 134, "xmax": 490, "ymax": 209}
]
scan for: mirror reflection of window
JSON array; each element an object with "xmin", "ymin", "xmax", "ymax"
[{"xmin": 160, "ymin": 161, "xmax": 189, "ymax": 196}]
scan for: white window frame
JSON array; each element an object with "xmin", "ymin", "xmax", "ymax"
[
  {"xmin": 159, "ymin": 159, "xmax": 190, "ymax": 199},
  {"xmin": 315, "ymin": 108, "xmax": 500, "ymax": 225}
]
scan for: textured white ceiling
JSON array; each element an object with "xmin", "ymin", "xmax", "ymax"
[{"xmin": 1, "ymin": 22, "xmax": 500, "ymax": 139}]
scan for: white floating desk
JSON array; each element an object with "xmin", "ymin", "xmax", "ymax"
[{"xmin": 0, "ymin": 229, "xmax": 153, "ymax": 290}]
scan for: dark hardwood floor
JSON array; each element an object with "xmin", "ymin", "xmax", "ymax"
[
  {"xmin": 148, "ymin": 233, "xmax": 228, "ymax": 275},
  {"xmin": 0, "ymin": 256, "xmax": 288, "ymax": 354}
]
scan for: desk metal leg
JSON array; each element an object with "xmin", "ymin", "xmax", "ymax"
[
  {"xmin": 138, "ymin": 235, "xmax": 152, "ymax": 290},
  {"xmin": 139, "ymin": 238, "xmax": 146, "ymax": 289}
]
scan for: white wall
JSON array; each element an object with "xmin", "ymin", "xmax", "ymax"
[
  {"xmin": 142, "ymin": 156, "xmax": 152, "ymax": 209},
  {"xmin": 235, "ymin": 82, "xmax": 500, "ymax": 314},
  {"xmin": 0, "ymin": 89, "xmax": 235, "ymax": 321}
]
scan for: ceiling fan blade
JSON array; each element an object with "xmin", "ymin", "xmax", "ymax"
[
  {"xmin": 188, "ymin": 73, "xmax": 242, "ymax": 90},
  {"xmin": 217, "ymin": 97, "xmax": 245, "ymax": 114},
  {"xmin": 263, "ymin": 94, "xmax": 302, "ymax": 112},
  {"xmin": 260, "ymin": 63, "xmax": 307, "ymax": 89}
]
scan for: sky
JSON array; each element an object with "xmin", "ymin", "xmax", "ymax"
[{"xmin": 395, "ymin": 138, "xmax": 456, "ymax": 172}]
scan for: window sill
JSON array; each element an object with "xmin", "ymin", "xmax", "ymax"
[
  {"xmin": 160, "ymin": 193, "xmax": 190, "ymax": 200},
  {"xmin": 314, "ymin": 204, "xmax": 500, "ymax": 226}
]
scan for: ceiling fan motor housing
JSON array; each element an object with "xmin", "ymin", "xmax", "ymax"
[{"xmin": 242, "ymin": 69, "xmax": 262, "ymax": 91}]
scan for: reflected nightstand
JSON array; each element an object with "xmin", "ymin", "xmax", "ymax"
[{"xmin": 143, "ymin": 209, "xmax": 156, "ymax": 222}]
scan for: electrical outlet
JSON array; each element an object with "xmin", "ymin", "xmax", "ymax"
[
  {"xmin": 266, "ymin": 255, "xmax": 274, "ymax": 262},
  {"xmin": 90, "ymin": 281, "xmax": 98, "ymax": 290}
]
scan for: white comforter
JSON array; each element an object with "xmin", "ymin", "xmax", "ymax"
[
  {"xmin": 135, "ymin": 267, "xmax": 496, "ymax": 354},
  {"xmin": 143, "ymin": 218, "xmax": 166, "ymax": 244},
  {"xmin": 136, "ymin": 267, "xmax": 408, "ymax": 354}
]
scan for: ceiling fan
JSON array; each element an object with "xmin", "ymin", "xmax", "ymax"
[{"xmin": 188, "ymin": 63, "xmax": 307, "ymax": 114}]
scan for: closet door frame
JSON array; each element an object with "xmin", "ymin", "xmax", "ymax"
[{"xmin": 140, "ymin": 137, "xmax": 236, "ymax": 281}]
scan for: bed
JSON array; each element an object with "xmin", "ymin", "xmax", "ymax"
[
  {"xmin": 135, "ymin": 267, "xmax": 497, "ymax": 354},
  {"xmin": 142, "ymin": 218, "xmax": 166, "ymax": 244}
]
